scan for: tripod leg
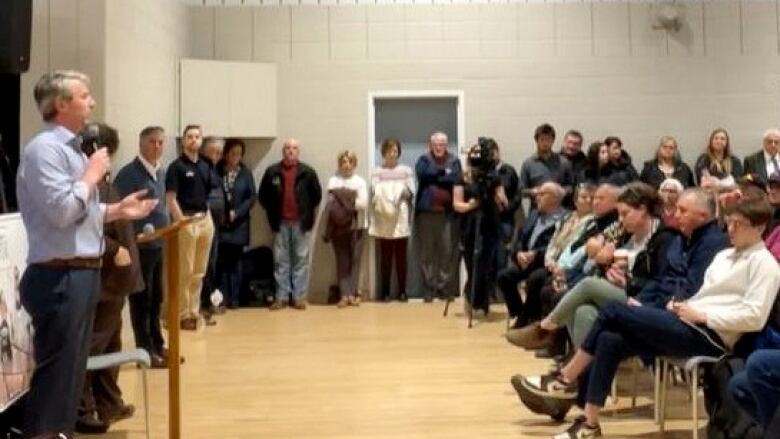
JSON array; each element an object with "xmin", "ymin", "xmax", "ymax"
[{"xmin": 468, "ymin": 212, "xmax": 483, "ymax": 329}]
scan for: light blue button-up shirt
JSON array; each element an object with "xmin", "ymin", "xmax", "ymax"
[{"xmin": 16, "ymin": 124, "xmax": 105, "ymax": 263}]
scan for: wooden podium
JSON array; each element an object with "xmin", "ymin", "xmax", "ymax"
[{"xmin": 137, "ymin": 216, "xmax": 198, "ymax": 439}]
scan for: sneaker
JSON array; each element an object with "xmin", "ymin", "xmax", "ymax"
[
  {"xmin": 337, "ymin": 297, "xmax": 349, "ymax": 308},
  {"xmin": 520, "ymin": 371, "xmax": 577, "ymax": 400},
  {"xmin": 511, "ymin": 374, "xmax": 572, "ymax": 421},
  {"xmin": 552, "ymin": 416, "xmax": 601, "ymax": 439}
]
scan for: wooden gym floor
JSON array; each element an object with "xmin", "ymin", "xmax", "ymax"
[{"xmin": 100, "ymin": 300, "xmax": 704, "ymax": 438}]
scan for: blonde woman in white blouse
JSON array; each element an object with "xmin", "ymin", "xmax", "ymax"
[
  {"xmin": 369, "ymin": 138, "xmax": 415, "ymax": 302},
  {"xmin": 326, "ymin": 150, "xmax": 368, "ymax": 307}
]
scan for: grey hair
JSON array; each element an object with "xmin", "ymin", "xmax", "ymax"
[
  {"xmin": 659, "ymin": 177, "xmax": 684, "ymax": 193},
  {"xmin": 33, "ymin": 70, "xmax": 91, "ymax": 121},
  {"xmin": 681, "ymin": 187, "xmax": 716, "ymax": 218},
  {"xmin": 201, "ymin": 136, "xmax": 224, "ymax": 150},
  {"xmin": 762, "ymin": 128, "xmax": 780, "ymax": 141},
  {"xmin": 430, "ymin": 132, "xmax": 448, "ymax": 144},
  {"xmin": 540, "ymin": 181, "xmax": 565, "ymax": 201},
  {"xmin": 596, "ymin": 183, "xmax": 620, "ymax": 198}
]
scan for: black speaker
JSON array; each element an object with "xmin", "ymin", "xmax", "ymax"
[{"xmin": 0, "ymin": 0, "xmax": 32, "ymax": 74}]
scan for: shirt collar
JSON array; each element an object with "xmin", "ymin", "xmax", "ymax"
[
  {"xmin": 47, "ymin": 123, "xmax": 80, "ymax": 151},
  {"xmin": 137, "ymin": 155, "xmax": 160, "ymax": 180},
  {"xmin": 732, "ymin": 241, "xmax": 766, "ymax": 259}
]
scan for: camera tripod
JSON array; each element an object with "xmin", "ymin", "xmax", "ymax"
[{"xmin": 443, "ymin": 209, "xmax": 485, "ymax": 328}]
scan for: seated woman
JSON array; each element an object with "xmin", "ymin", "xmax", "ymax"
[
  {"xmin": 325, "ymin": 150, "xmax": 368, "ymax": 307},
  {"xmin": 658, "ymin": 178, "xmax": 683, "ymax": 228},
  {"xmin": 696, "ymin": 128, "xmax": 743, "ymax": 191},
  {"xmin": 519, "ymin": 197, "xmax": 780, "ymax": 439},
  {"xmin": 512, "ymin": 182, "xmax": 676, "ymax": 350},
  {"xmin": 640, "ymin": 135, "xmax": 695, "ymax": 189}
]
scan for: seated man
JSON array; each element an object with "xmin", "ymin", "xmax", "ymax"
[
  {"xmin": 496, "ymin": 182, "xmax": 567, "ymax": 327},
  {"xmin": 729, "ymin": 349, "xmax": 780, "ymax": 431},
  {"xmin": 516, "ymin": 197, "xmax": 780, "ymax": 439}
]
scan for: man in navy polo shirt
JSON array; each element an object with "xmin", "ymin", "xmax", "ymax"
[{"xmin": 165, "ymin": 124, "xmax": 216, "ymax": 330}]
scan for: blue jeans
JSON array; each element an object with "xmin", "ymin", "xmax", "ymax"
[
  {"xmin": 577, "ymin": 301, "xmax": 724, "ymax": 407},
  {"xmin": 22, "ymin": 265, "xmax": 100, "ymax": 437},
  {"xmin": 273, "ymin": 222, "xmax": 311, "ymax": 302},
  {"xmin": 729, "ymin": 349, "xmax": 780, "ymax": 427}
]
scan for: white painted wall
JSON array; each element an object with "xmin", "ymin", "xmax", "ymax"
[
  {"xmin": 20, "ymin": 0, "xmax": 106, "ymax": 145},
  {"xmin": 104, "ymin": 0, "xmax": 192, "ymax": 169},
  {"xmin": 191, "ymin": 1, "xmax": 780, "ymax": 301}
]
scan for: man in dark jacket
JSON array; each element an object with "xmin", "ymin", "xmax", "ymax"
[
  {"xmin": 559, "ymin": 129, "xmax": 586, "ymax": 178},
  {"xmin": 114, "ymin": 126, "xmax": 170, "ymax": 367},
  {"xmin": 497, "ymin": 182, "xmax": 567, "ymax": 325},
  {"xmin": 259, "ymin": 138, "xmax": 322, "ymax": 310},
  {"xmin": 414, "ymin": 132, "xmax": 463, "ymax": 302},
  {"xmin": 634, "ymin": 188, "xmax": 729, "ymax": 308},
  {"xmin": 76, "ymin": 123, "xmax": 143, "ymax": 433},
  {"xmin": 743, "ymin": 128, "xmax": 780, "ymax": 184}
]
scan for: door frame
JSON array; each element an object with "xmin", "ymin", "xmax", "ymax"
[{"xmin": 365, "ymin": 90, "xmax": 465, "ymax": 300}]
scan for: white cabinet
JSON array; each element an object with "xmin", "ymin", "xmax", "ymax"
[{"xmin": 179, "ymin": 59, "xmax": 277, "ymax": 138}]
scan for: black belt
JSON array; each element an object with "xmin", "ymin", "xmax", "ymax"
[{"xmin": 34, "ymin": 257, "xmax": 102, "ymax": 270}]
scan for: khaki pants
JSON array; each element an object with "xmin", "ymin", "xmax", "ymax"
[{"xmin": 178, "ymin": 215, "xmax": 214, "ymax": 318}]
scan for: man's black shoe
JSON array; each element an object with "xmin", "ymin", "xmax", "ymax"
[
  {"xmin": 150, "ymin": 353, "xmax": 168, "ymax": 368},
  {"xmin": 75, "ymin": 413, "xmax": 109, "ymax": 434}
]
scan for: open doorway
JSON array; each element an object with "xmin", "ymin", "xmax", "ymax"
[{"xmin": 366, "ymin": 91, "xmax": 465, "ymax": 300}]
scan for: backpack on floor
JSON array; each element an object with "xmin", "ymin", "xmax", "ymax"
[
  {"xmin": 702, "ymin": 356, "xmax": 764, "ymax": 439},
  {"xmin": 240, "ymin": 246, "xmax": 275, "ymax": 306}
]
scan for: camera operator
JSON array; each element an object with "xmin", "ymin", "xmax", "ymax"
[{"xmin": 453, "ymin": 138, "xmax": 509, "ymax": 315}]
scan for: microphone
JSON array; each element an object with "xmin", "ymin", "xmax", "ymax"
[
  {"xmin": 81, "ymin": 123, "xmax": 100, "ymax": 157},
  {"xmin": 142, "ymin": 223, "xmax": 155, "ymax": 235}
]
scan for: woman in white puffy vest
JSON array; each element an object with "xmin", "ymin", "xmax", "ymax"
[{"xmin": 369, "ymin": 138, "xmax": 416, "ymax": 302}]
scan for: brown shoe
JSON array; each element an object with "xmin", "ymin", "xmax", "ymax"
[
  {"xmin": 349, "ymin": 296, "xmax": 360, "ymax": 306},
  {"xmin": 269, "ymin": 301, "xmax": 286, "ymax": 311},
  {"xmin": 291, "ymin": 299, "xmax": 307, "ymax": 310},
  {"xmin": 180, "ymin": 317, "xmax": 198, "ymax": 331},
  {"xmin": 101, "ymin": 404, "xmax": 135, "ymax": 424},
  {"xmin": 506, "ymin": 322, "xmax": 555, "ymax": 350},
  {"xmin": 337, "ymin": 297, "xmax": 349, "ymax": 308}
]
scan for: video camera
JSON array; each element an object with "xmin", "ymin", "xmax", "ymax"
[{"xmin": 467, "ymin": 137, "xmax": 500, "ymax": 199}]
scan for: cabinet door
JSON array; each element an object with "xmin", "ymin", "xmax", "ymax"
[{"xmin": 229, "ymin": 62, "xmax": 277, "ymax": 138}]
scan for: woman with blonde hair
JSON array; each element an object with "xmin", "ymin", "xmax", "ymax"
[
  {"xmin": 695, "ymin": 128, "xmax": 743, "ymax": 191},
  {"xmin": 325, "ymin": 150, "xmax": 368, "ymax": 307}
]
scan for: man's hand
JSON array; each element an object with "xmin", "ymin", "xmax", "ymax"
[
  {"xmin": 585, "ymin": 236, "xmax": 605, "ymax": 258},
  {"xmin": 116, "ymin": 190, "xmax": 158, "ymax": 221},
  {"xmin": 605, "ymin": 264, "xmax": 627, "ymax": 288},
  {"xmin": 671, "ymin": 302, "xmax": 707, "ymax": 325},
  {"xmin": 517, "ymin": 251, "xmax": 535, "ymax": 270},
  {"xmin": 114, "ymin": 246, "xmax": 131, "ymax": 267},
  {"xmin": 627, "ymin": 297, "xmax": 642, "ymax": 307},
  {"xmin": 594, "ymin": 243, "xmax": 616, "ymax": 266},
  {"xmin": 82, "ymin": 147, "xmax": 110, "ymax": 188},
  {"xmin": 494, "ymin": 186, "xmax": 509, "ymax": 212},
  {"xmin": 229, "ymin": 210, "xmax": 237, "ymax": 223}
]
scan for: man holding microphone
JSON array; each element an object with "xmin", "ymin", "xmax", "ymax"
[{"xmin": 16, "ymin": 70, "xmax": 156, "ymax": 439}]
